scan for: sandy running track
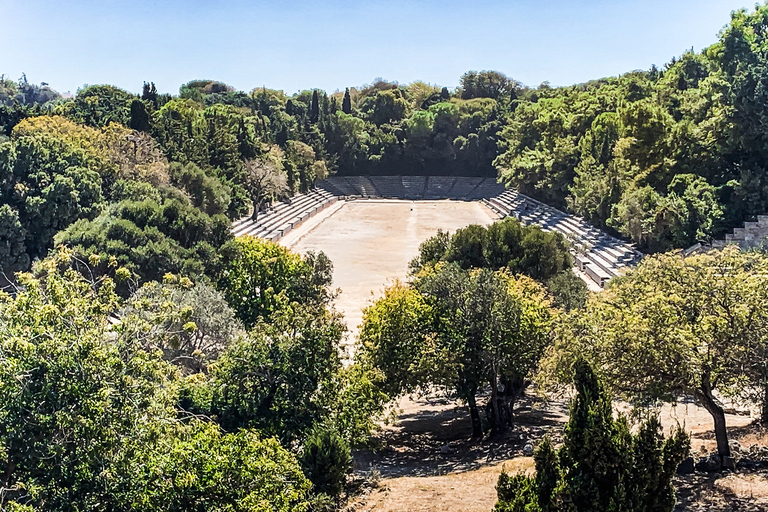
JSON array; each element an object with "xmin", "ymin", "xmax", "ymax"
[{"xmin": 281, "ymin": 199, "xmax": 496, "ymax": 350}]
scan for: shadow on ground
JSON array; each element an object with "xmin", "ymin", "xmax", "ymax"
[{"xmin": 353, "ymin": 394, "xmax": 569, "ymax": 478}]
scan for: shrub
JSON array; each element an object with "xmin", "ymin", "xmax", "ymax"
[{"xmin": 300, "ymin": 428, "xmax": 352, "ymax": 498}]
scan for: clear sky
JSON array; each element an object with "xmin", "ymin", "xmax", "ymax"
[{"xmin": 0, "ymin": 0, "xmax": 756, "ymax": 96}]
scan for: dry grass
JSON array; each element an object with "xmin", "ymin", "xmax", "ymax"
[{"xmin": 351, "ymin": 458, "xmax": 534, "ymax": 512}]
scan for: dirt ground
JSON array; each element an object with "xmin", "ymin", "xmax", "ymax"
[{"xmin": 283, "ymin": 199, "xmax": 497, "ymax": 353}]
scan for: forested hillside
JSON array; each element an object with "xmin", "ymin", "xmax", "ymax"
[{"xmin": 6, "ymin": 7, "xmax": 768, "ymax": 258}]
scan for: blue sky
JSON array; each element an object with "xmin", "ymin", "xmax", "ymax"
[{"xmin": 0, "ymin": 0, "xmax": 756, "ymax": 96}]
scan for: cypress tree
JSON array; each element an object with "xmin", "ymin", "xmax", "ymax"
[
  {"xmin": 310, "ymin": 90, "xmax": 320, "ymax": 122},
  {"xmin": 494, "ymin": 360, "xmax": 690, "ymax": 512},
  {"xmin": 129, "ymin": 99, "xmax": 151, "ymax": 132},
  {"xmin": 342, "ymin": 88, "xmax": 352, "ymax": 114}
]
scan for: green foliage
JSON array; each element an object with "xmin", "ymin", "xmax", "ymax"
[
  {"xmin": 412, "ymin": 217, "xmax": 573, "ymax": 284},
  {"xmin": 0, "ymin": 115, "xmax": 110, "ymax": 262},
  {"xmin": 495, "ymin": 361, "xmax": 689, "ymax": 512},
  {"xmin": 129, "ymin": 422, "xmax": 311, "ymax": 512},
  {"xmin": 0, "ymin": 250, "xmax": 314, "ymax": 511},
  {"xmin": 541, "ymin": 247, "xmax": 768, "ymax": 460},
  {"xmin": 0, "ymin": 250, "xmax": 172, "ymax": 510},
  {"xmin": 361, "ymin": 265, "xmax": 553, "ymax": 438},
  {"xmin": 544, "ymin": 270, "xmax": 588, "ymax": 311},
  {"xmin": 0, "ymin": 204, "xmax": 29, "ymax": 274},
  {"xmin": 219, "ymin": 236, "xmax": 333, "ymax": 327},
  {"xmin": 56, "ymin": 194, "xmax": 232, "ymax": 287},
  {"xmin": 208, "ymin": 303, "xmax": 344, "ymax": 444},
  {"xmin": 56, "ymin": 85, "xmax": 136, "ymax": 128},
  {"xmin": 299, "ymin": 428, "xmax": 352, "ymax": 498},
  {"xmin": 169, "ymin": 161, "xmax": 232, "ymax": 216},
  {"xmin": 120, "ymin": 275, "xmax": 242, "ymax": 372},
  {"xmin": 358, "ymin": 281, "xmax": 436, "ymax": 396}
]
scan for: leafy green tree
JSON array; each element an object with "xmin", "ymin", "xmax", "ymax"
[
  {"xmin": 310, "ymin": 89, "xmax": 320, "ymax": 122},
  {"xmin": 55, "ymin": 85, "xmax": 136, "ymax": 128},
  {"xmin": 362, "ymin": 266, "xmax": 552, "ymax": 438},
  {"xmin": 358, "ymin": 281, "xmax": 437, "ymax": 397},
  {"xmin": 412, "ymin": 218, "xmax": 572, "ymax": 284},
  {"xmin": 129, "ymin": 98, "xmax": 152, "ymax": 132},
  {"xmin": 0, "ymin": 250, "xmax": 174, "ymax": 510},
  {"xmin": 1, "ymin": 116, "xmax": 110, "ymax": 261},
  {"xmin": 209, "ymin": 303, "xmax": 344, "ymax": 444},
  {"xmin": 130, "ymin": 422, "xmax": 311, "ymax": 512},
  {"xmin": 169, "ymin": 161, "xmax": 232, "ymax": 216},
  {"xmin": 219, "ymin": 236, "xmax": 333, "ymax": 327},
  {"xmin": 460, "ymin": 70, "xmax": 521, "ymax": 101},
  {"xmin": 541, "ymin": 247, "xmax": 768, "ymax": 463}
]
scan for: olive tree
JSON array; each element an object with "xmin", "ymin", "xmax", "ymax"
[{"xmin": 541, "ymin": 247, "xmax": 768, "ymax": 463}]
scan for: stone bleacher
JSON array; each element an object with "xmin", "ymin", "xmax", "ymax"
[
  {"xmin": 232, "ymin": 188, "xmax": 337, "ymax": 242},
  {"xmin": 710, "ymin": 215, "xmax": 768, "ymax": 250},
  {"xmin": 484, "ymin": 189, "xmax": 643, "ymax": 288},
  {"xmin": 316, "ymin": 176, "xmax": 505, "ymax": 200},
  {"xmin": 247, "ymin": 176, "xmax": 644, "ymax": 288}
]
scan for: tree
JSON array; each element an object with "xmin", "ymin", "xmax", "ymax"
[
  {"xmin": 541, "ymin": 247, "xmax": 768, "ymax": 464},
  {"xmin": 310, "ymin": 89, "xmax": 320, "ymax": 122},
  {"xmin": 411, "ymin": 218, "xmax": 575, "ymax": 299},
  {"xmin": 242, "ymin": 156, "xmax": 288, "ymax": 221},
  {"xmin": 141, "ymin": 81, "xmax": 158, "ymax": 107},
  {"xmin": 342, "ymin": 88, "xmax": 352, "ymax": 114},
  {"xmin": 361, "ymin": 265, "xmax": 552, "ymax": 438},
  {"xmin": 358, "ymin": 281, "xmax": 437, "ymax": 397},
  {"xmin": 1, "ymin": 116, "xmax": 109, "ymax": 261},
  {"xmin": 0, "ymin": 249, "xmax": 312, "ymax": 512},
  {"xmin": 495, "ymin": 361, "xmax": 689, "ymax": 512},
  {"xmin": 0, "ymin": 250, "xmax": 172, "ymax": 510},
  {"xmin": 0, "ymin": 204, "xmax": 29, "ymax": 276},
  {"xmin": 119, "ymin": 275, "xmax": 242, "ymax": 373},
  {"xmin": 416, "ymin": 266, "xmax": 552, "ymax": 437},
  {"xmin": 209, "ymin": 303, "xmax": 344, "ymax": 444},
  {"xmin": 218, "ymin": 236, "xmax": 334, "ymax": 327},
  {"xmin": 130, "ymin": 422, "xmax": 311, "ymax": 512}
]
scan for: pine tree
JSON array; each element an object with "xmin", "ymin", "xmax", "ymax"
[
  {"xmin": 141, "ymin": 81, "xmax": 158, "ymax": 108},
  {"xmin": 342, "ymin": 88, "xmax": 352, "ymax": 114}
]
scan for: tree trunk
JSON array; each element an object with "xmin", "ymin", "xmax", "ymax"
[
  {"xmin": 467, "ymin": 391, "xmax": 483, "ymax": 439},
  {"xmin": 695, "ymin": 384, "xmax": 731, "ymax": 461},
  {"xmin": 250, "ymin": 200, "xmax": 261, "ymax": 222},
  {"xmin": 761, "ymin": 379, "xmax": 768, "ymax": 425},
  {"xmin": 501, "ymin": 376, "xmax": 526, "ymax": 428},
  {"xmin": 488, "ymin": 369, "xmax": 505, "ymax": 438}
]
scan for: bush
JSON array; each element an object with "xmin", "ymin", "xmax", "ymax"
[{"xmin": 300, "ymin": 428, "xmax": 352, "ymax": 498}]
